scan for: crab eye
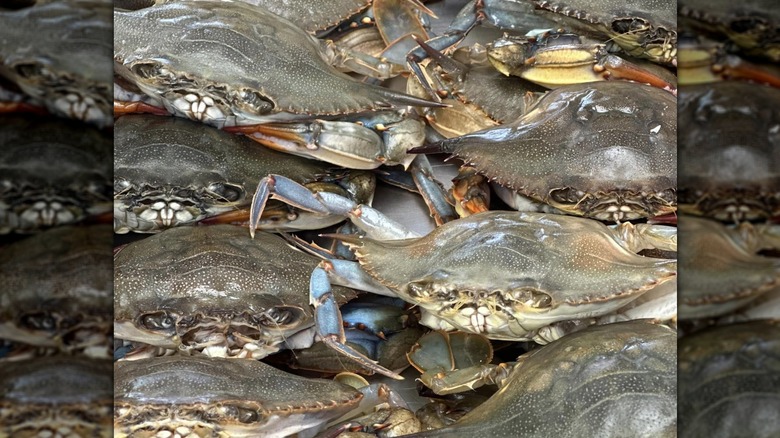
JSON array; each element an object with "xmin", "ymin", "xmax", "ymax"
[
  {"xmin": 549, "ymin": 188, "xmax": 584, "ymax": 205},
  {"xmin": 13, "ymin": 62, "xmax": 42, "ymax": 79},
  {"xmin": 206, "ymin": 182, "xmax": 244, "ymax": 203},
  {"xmin": 512, "ymin": 289, "xmax": 553, "ymax": 309},
  {"xmin": 612, "ymin": 17, "xmax": 650, "ymax": 34},
  {"xmin": 236, "ymin": 407, "xmax": 259, "ymax": 423},
  {"xmin": 216, "ymin": 406, "xmax": 261, "ymax": 424},
  {"xmin": 140, "ymin": 311, "xmax": 176, "ymax": 331},
  {"xmin": 21, "ymin": 312, "xmax": 56, "ymax": 331},
  {"xmin": 236, "ymin": 89, "xmax": 274, "ymax": 114}
]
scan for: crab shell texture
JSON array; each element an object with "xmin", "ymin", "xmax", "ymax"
[
  {"xmin": 114, "ymin": 114, "xmax": 340, "ymax": 233},
  {"xmin": 0, "ymin": 115, "xmax": 112, "ymax": 233},
  {"xmin": 678, "ymin": 81, "xmax": 780, "ymax": 221},
  {"xmin": 679, "ymin": 0, "xmax": 780, "ymax": 61},
  {"xmin": 433, "ymin": 81, "xmax": 676, "ymax": 221},
  {"xmin": 0, "ymin": 356, "xmax": 113, "ymax": 437},
  {"xmin": 678, "ymin": 216, "xmax": 780, "ymax": 320},
  {"xmin": 236, "ymin": 0, "xmax": 371, "ymax": 34},
  {"xmin": 0, "ymin": 225, "xmax": 113, "ymax": 350},
  {"xmin": 531, "ymin": 0, "xmax": 677, "ymax": 65},
  {"xmin": 114, "ymin": 356, "xmax": 363, "ymax": 438},
  {"xmin": 114, "ymin": 1, "xmax": 429, "ymax": 127},
  {"xmin": 409, "ymin": 321, "xmax": 677, "ymax": 437},
  {"xmin": 678, "ymin": 320, "xmax": 780, "ymax": 437},
  {"xmin": 345, "ymin": 211, "xmax": 676, "ymax": 340},
  {"xmin": 0, "ymin": 0, "xmax": 113, "ymax": 127},
  {"xmin": 113, "ymin": 224, "xmax": 356, "ymax": 354}
]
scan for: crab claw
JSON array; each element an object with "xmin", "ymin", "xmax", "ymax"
[{"xmin": 227, "ymin": 120, "xmax": 387, "ymax": 169}]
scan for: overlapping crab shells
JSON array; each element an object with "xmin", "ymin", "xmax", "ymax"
[
  {"xmin": 416, "ymin": 81, "xmax": 677, "ymax": 221},
  {"xmin": 0, "ymin": 356, "xmax": 113, "ymax": 437}
]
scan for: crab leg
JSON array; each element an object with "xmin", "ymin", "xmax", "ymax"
[
  {"xmin": 407, "ymin": 0, "xmax": 483, "ymax": 89},
  {"xmin": 310, "ymin": 261, "xmax": 403, "ymax": 380},
  {"xmin": 250, "ymin": 175, "xmax": 419, "ymax": 240}
]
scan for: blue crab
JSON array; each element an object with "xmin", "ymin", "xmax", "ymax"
[
  {"xmin": 114, "ymin": 0, "xmax": 441, "ymax": 169},
  {"xmin": 114, "ymin": 356, "xmax": 363, "ymax": 438},
  {"xmin": 411, "ymin": 81, "xmax": 677, "ymax": 221},
  {"xmin": 114, "ymin": 224, "xmax": 359, "ymax": 360},
  {"xmin": 295, "ymin": 210, "xmax": 676, "ymax": 377},
  {"xmin": 406, "ymin": 321, "xmax": 677, "ymax": 437},
  {"xmin": 114, "ymin": 114, "xmax": 375, "ymax": 233},
  {"xmin": 0, "ymin": 115, "xmax": 112, "ymax": 233},
  {"xmin": 0, "ymin": 0, "xmax": 112, "ymax": 127},
  {"xmin": 0, "ymin": 356, "xmax": 112, "ymax": 437},
  {"xmin": 0, "ymin": 225, "xmax": 112, "ymax": 358}
]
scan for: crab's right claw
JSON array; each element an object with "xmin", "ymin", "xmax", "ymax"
[{"xmin": 311, "ymin": 263, "xmax": 404, "ymax": 380}]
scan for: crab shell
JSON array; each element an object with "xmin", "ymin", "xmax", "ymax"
[
  {"xmin": 0, "ymin": 0, "xmax": 113, "ymax": 127},
  {"xmin": 342, "ymin": 211, "xmax": 676, "ymax": 341},
  {"xmin": 678, "ymin": 215, "xmax": 780, "ymax": 320},
  {"xmin": 678, "ymin": 81, "xmax": 780, "ymax": 221},
  {"xmin": 679, "ymin": 0, "xmax": 780, "ymax": 62},
  {"xmin": 114, "ymin": 1, "xmax": 434, "ymax": 127},
  {"xmin": 409, "ymin": 321, "xmax": 677, "ymax": 437},
  {"xmin": 113, "ymin": 225, "xmax": 357, "ymax": 358},
  {"xmin": 0, "ymin": 115, "xmax": 112, "ymax": 234},
  {"xmin": 0, "ymin": 356, "xmax": 113, "ymax": 437},
  {"xmin": 236, "ymin": 0, "xmax": 371, "ymax": 34},
  {"xmin": 679, "ymin": 320, "xmax": 780, "ymax": 437},
  {"xmin": 114, "ymin": 356, "xmax": 363, "ymax": 438},
  {"xmin": 0, "ymin": 225, "xmax": 113, "ymax": 356},
  {"xmin": 421, "ymin": 81, "xmax": 676, "ymax": 221},
  {"xmin": 531, "ymin": 0, "xmax": 677, "ymax": 65},
  {"xmin": 114, "ymin": 114, "xmax": 347, "ymax": 233}
]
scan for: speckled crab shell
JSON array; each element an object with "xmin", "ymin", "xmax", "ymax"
[
  {"xmin": 340, "ymin": 211, "xmax": 676, "ymax": 341},
  {"xmin": 408, "ymin": 321, "xmax": 677, "ymax": 437},
  {"xmin": 114, "ymin": 1, "xmax": 435, "ymax": 127},
  {"xmin": 0, "ymin": 0, "xmax": 113, "ymax": 127},
  {"xmin": 114, "ymin": 114, "xmax": 348, "ymax": 233},
  {"xmin": 0, "ymin": 356, "xmax": 113, "ymax": 437},
  {"xmin": 0, "ymin": 225, "xmax": 113, "ymax": 356},
  {"xmin": 114, "ymin": 225, "xmax": 357, "ymax": 357},
  {"xmin": 114, "ymin": 355, "xmax": 363, "ymax": 438},
  {"xmin": 418, "ymin": 81, "xmax": 677, "ymax": 221},
  {"xmin": 678, "ymin": 81, "xmax": 780, "ymax": 221}
]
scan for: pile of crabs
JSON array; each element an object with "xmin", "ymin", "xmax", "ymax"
[
  {"xmin": 110, "ymin": 0, "xmax": 682, "ymax": 436},
  {"xmin": 676, "ymin": 0, "xmax": 780, "ymax": 436},
  {"xmin": 0, "ymin": 0, "xmax": 114, "ymax": 436},
  {"xmin": 4, "ymin": 0, "xmax": 777, "ymax": 436}
]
